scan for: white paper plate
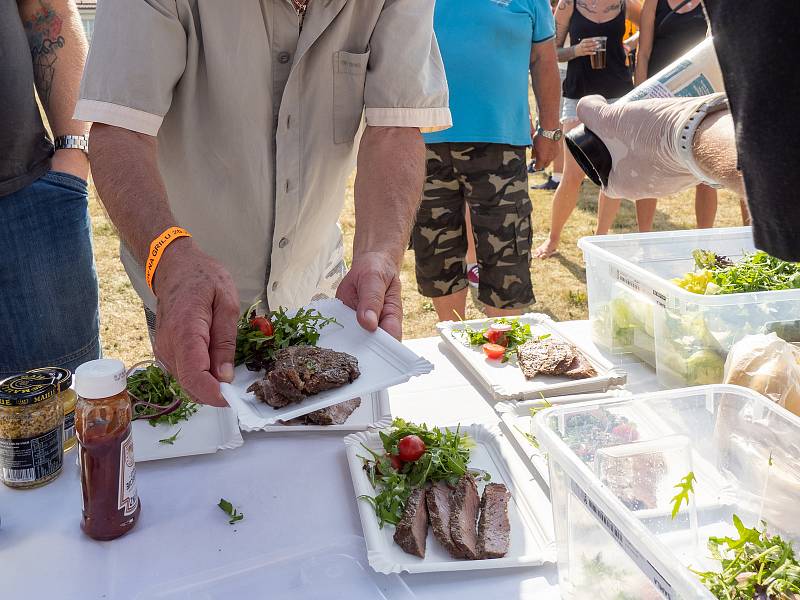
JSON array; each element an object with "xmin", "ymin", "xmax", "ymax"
[
  {"xmin": 132, "ymin": 406, "xmax": 243, "ymax": 462},
  {"xmin": 221, "ymin": 299, "xmax": 432, "ymax": 428},
  {"xmin": 344, "ymin": 423, "xmax": 555, "ymax": 574},
  {"xmin": 437, "ymin": 313, "xmax": 627, "ymax": 401},
  {"xmin": 262, "ymin": 389, "xmax": 392, "ymax": 432},
  {"xmin": 495, "ymin": 391, "xmax": 632, "ymax": 492}
]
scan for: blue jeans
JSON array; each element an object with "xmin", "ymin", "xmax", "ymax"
[{"xmin": 0, "ymin": 171, "xmax": 100, "ymax": 376}]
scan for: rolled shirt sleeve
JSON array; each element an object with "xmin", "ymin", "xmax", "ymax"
[
  {"xmin": 364, "ymin": 0, "xmax": 452, "ymax": 133},
  {"xmin": 530, "ymin": 0, "xmax": 556, "ymax": 43},
  {"xmin": 74, "ymin": 0, "xmax": 187, "ymax": 136}
]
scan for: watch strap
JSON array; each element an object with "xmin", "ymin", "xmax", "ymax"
[
  {"xmin": 674, "ymin": 93, "xmax": 728, "ymax": 189},
  {"xmin": 54, "ymin": 135, "xmax": 89, "ymax": 155},
  {"xmin": 535, "ymin": 122, "xmax": 563, "ymax": 140}
]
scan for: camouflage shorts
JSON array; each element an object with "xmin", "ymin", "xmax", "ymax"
[{"xmin": 412, "ymin": 143, "xmax": 534, "ymax": 309}]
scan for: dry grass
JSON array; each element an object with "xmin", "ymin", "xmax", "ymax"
[{"xmin": 92, "ymin": 172, "xmax": 744, "ymax": 365}]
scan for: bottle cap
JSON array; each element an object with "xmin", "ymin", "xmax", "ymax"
[
  {"xmin": 75, "ymin": 359, "xmax": 127, "ymax": 399},
  {"xmin": 0, "ymin": 374, "xmax": 57, "ymax": 407},
  {"xmin": 27, "ymin": 367, "xmax": 73, "ymax": 392},
  {"xmin": 564, "ymin": 125, "xmax": 612, "ymax": 188}
]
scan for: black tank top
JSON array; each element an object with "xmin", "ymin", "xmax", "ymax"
[
  {"xmin": 563, "ymin": 5, "xmax": 633, "ymax": 100},
  {"xmin": 0, "ymin": 5, "xmax": 53, "ymax": 197},
  {"xmin": 648, "ymin": 0, "xmax": 707, "ymax": 76}
]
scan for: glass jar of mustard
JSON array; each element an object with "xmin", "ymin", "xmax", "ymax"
[
  {"xmin": 28, "ymin": 367, "xmax": 77, "ymax": 452},
  {"xmin": 0, "ymin": 374, "xmax": 63, "ymax": 489}
]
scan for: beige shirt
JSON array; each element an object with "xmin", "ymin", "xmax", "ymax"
[{"xmin": 76, "ymin": 0, "xmax": 451, "ymax": 311}]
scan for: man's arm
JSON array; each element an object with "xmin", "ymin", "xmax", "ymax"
[
  {"xmin": 336, "ymin": 127, "xmax": 425, "ymax": 340},
  {"xmin": 89, "ymin": 124, "xmax": 239, "ymax": 406},
  {"xmin": 18, "ymin": 0, "xmax": 89, "ymax": 179},
  {"xmin": 634, "ymin": 0, "xmax": 657, "ymax": 85},
  {"xmin": 530, "ymin": 40, "xmax": 562, "ymax": 170}
]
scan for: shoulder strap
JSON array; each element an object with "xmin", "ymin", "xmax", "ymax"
[{"xmin": 656, "ymin": 0, "xmax": 693, "ymax": 31}]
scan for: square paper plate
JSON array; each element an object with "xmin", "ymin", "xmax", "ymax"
[
  {"xmin": 437, "ymin": 313, "xmax": 627, "ymax": 401},
  {"xmin": 221, "ymin": 299, "xmax": 432, "ymax": 428},
  {"xmin": 131, "ymin": 406, "xmax": 243, "ymax": 462},
  {"xmin": 344, "ymin": 423, "xmax": 556, "ymax": 574}
]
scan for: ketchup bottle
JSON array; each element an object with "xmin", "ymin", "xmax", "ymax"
[{"xmin": 75, "ymin": 359, "xmax": 141, "ymax": 540}]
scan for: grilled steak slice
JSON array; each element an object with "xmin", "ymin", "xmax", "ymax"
[
  {"xmin": 279, "ymin": 397, "xmax": 362, "ymax": 426},
  {"xmin": 449, "ymin": 474, "xmax": 480, "ymax": 560},
  {"xmin": 477, "ymin": 483, "xmax": 511, "ymax": 559},
  {"xmin": 247, "ymin": 346, "xmax": 360, "ymax": 408},
  {"xmin": 517, "ymin": 338, "xmax": 594, "ymax": 380},
  {"xmin": 426, "ymin": 481, "xmax": 465, "ymax": 558},
  {"xmin": 393, "ymin": 487, "xmax": 428, "ymax": 558},
  {"xmin": 562, "ymin": 353, "xmax": 597, "ymax": 379}
]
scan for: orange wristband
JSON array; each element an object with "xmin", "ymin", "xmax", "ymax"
[{"xmin": 145, "ymin": 226, "xmax": 192, "ymax": 291}]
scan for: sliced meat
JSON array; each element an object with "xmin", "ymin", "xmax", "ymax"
[
  {"xmin": 279, "ymin": 397, "xmax": 362, "ymax": 426},
  {"xmin": 393, "ymin": 487, "xmax": 428, "ymax": 558},
  {"xmin": 517, "ymin": 338, "xmax": 595, "ymax": 380},
  {"xmin": 562, "ymin": 352, "xmax": 597, "ymax": 379},
  {"xmin": 247, "ymin": 346, "xmax": 360, "ymax": 408},
  {"xmin": 517, "ymin": 338, "xmax": 575, "ymax": 379},
  {"xmin": 477, "ymin": 483, "xmax": 511, "ymax": 559},
  {"xmin": 426, "ymin": 481, "xmax": 465, "ymax": 558},
  {"xmin": 449, "ymin": 474, "xmax": 480, "ymax": 560}
]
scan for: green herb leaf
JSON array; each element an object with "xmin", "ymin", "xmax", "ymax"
[
  {"xmin": 670, "ymin": 471, "xmax": 697, "ymax": 520},
  {"xmin": 234, "ymin": 302, "xmax": 339, "ymax": 369},
  {"xmin": 218, "ymin": 498, "xmax": 245, "ymax": 525},
  {"xmin": 158, "ymin": 428, "xmax": 181, "ymax": 445},
  {"xmin": 128, "ymin": 366, "xmax": 198, "ymax": 427}
]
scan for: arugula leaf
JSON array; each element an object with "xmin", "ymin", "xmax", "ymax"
[
  {"xmin": 670, "ymin": 471, "xmax": 697, "ymax": 519},
  {"xmin": 693, "ymin": 514, "xmax": 800, "ymax": 599},
  {"xmin": 158, "ymin": 428, "xmax": 181, "ymax": 445},
  {"xmin": 218, "ymin": 498, "xmax": 245, "ymax": 525},
  {"xmin": 514, "ymin": 425, "xmax": 540, "ymax": 448},
  {"xmin": 676, "ymin": 249, "xmax": 800, "ymax": 295},
  {"xmin": 127, "ymin": 366, "xmax": 198, "ymax": 427},
  {"xmin": 234, "ymin": 301, "xmax": 339, "ymax": 370},
  {"xmin": 529, "ymin": 397, "xmax": 554, "ymax": 418},
  {"xmin": 359, "ymin": 419, "xmax": 481, "ymax": 527}
]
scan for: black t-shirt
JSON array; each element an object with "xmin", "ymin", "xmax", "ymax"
[
  {"xmin": 648, "ymin": 0, "xmax": 708, "ymax": 76},
  {"xmin": 0, "ymin": 3, "xmax": 53, "ymax": 198},
  {"xmin": 704, "ymin": 0, "xmax": 800, "ymax": 261},
  {"xmin": 563, "ymin": 6, "xmax": 633, "ymax": 100}
]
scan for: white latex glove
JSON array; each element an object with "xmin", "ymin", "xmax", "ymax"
[{"xmin": 576, "ymin": 93, "xmax": 726, "ymax": 200}]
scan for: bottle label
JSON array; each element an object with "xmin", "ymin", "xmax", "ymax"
[
  {"xmin": 64, "ymin": 410, "xmax": 76, "ymax": 443},
  {"xmin": 118, "ymin": 430, "xmax": 139, "ymax": 516},
  {"xmin": 0, "ymin": 426, "xmax": 63, "ymax": 483}
]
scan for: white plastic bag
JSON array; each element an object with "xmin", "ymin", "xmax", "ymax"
[{"xmin": 723, "ymin": 333, "xmax": 800, "ymax": 416}]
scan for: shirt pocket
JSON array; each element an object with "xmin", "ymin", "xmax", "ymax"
[{"xmin": 333, "ymin": 49, "xmax": 370, "ymax": 144}]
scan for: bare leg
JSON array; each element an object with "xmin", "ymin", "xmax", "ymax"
[
  {"xmin": 635, "ymin": 197, "xmax": 657, "ymax": 232},
  {"xmin": 551, "ymin": 140, "xmax": 564, "ymax": 178},
  {"xmin": 432, "ymin": 287, "xmax": 469, "ymax": 323},
  {"xmin": 740, "ymin": 198, "xmax": 751, "ymax": 225},
  {"xmin": 484, "ymin": 305, "xmax": 526, "ymax": 318},
  {"xmin": 596, "ymin": 193, "xmax": 622, "ymax": 235},
  {"xmin": 534, "ymin": 121, "xmax": 584, "ymax": 258},
  {"xmin": 694, "ymin": 184, "xmax": 718, "ymax": 228},
  {"xmin": 465, "ymin": 205, "xmax": 477, "ymax": 264}
]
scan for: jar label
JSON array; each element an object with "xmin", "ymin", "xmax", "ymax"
[
  {"xmin": 118, "ymin": 430, "xmax": 139, "ymax": 516},
  {"xmin": 0, "ymin": 426, "xmax": 63, "ymax": 483},
  {"xmin": 64, "ymin": 410, "xmax": 76, "ymax": 443}
]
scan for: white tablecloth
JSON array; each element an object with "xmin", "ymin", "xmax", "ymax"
[{"xmin": 0, "ymin": 322, "xmax": 659, "ymax": 600}]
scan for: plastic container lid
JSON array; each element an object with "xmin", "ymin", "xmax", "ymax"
[
  {"xmin": 75, "ymin": 359, "xmax": 127, "ymax": 399},
  {"xmin": 27, "ymin": 366, "xmax": 73, "ymax": 392},
  {"xmin": 0, "ymin": 374, "xmax": 57, "ymax": 407}
]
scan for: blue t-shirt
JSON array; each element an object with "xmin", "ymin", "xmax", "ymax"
[{"xmin": 424, "ymin": 0, "xmax": 555, "ymax": 147}]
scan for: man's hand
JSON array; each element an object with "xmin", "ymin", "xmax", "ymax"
[
  {"xmin": 576, "ymin": 93, "xmax": 729, "ymax": 199},
  {"xmin": 531, "ymin": 133, "xmax": 558, "ymax": 172},
  {"xmin": 151, "ymin": 240, "xmax": 240, "ymax": 406},
  {"xmin": 336, "ymin": 252, "xmax": 402, "ymax": 340}
]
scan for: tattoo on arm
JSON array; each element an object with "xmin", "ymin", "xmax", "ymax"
[{"xmin": 22, "ymin": 0, "xmax": 65, "ymax": 109}]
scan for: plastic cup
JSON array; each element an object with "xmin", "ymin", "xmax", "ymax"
[{"xmin": 589, "ymin": 36, "xmax": 607, "ymax": 70}]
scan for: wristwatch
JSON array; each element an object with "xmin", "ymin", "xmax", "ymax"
[
  {"xmin": 54, "ymin": 135, "xmax": 89, "ymax": 156},
  {"xmin": 535, "ymin": 122, "xmax": 563, "ymax": 142}
]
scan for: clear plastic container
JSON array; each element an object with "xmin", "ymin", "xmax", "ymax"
[
  {"xmin": 579, "ymin": 226, "xmax": 800, "ymax": 387},
  {"xmin": 534, "ymin": 385, "xmax": 800, "ymax": 599}
]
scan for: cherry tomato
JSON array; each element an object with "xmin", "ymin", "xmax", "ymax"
[
  {"xmin": 250, "ymin": 316, "xmax": 273, "ymax": 337},
  {"xmin": 397, "ymin": 435, "xmax": 426, "ymax": 462},
  {"xmin": 482, "ymin": 343, "xmax": 506, "ymax": 360},
  {"xmin": 485, "ymin": 328, "xmax": 507, "ymax": 346},
  {"xmin": 611, "ymin": 423, "xmax": 639, "ymax": 442}
]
